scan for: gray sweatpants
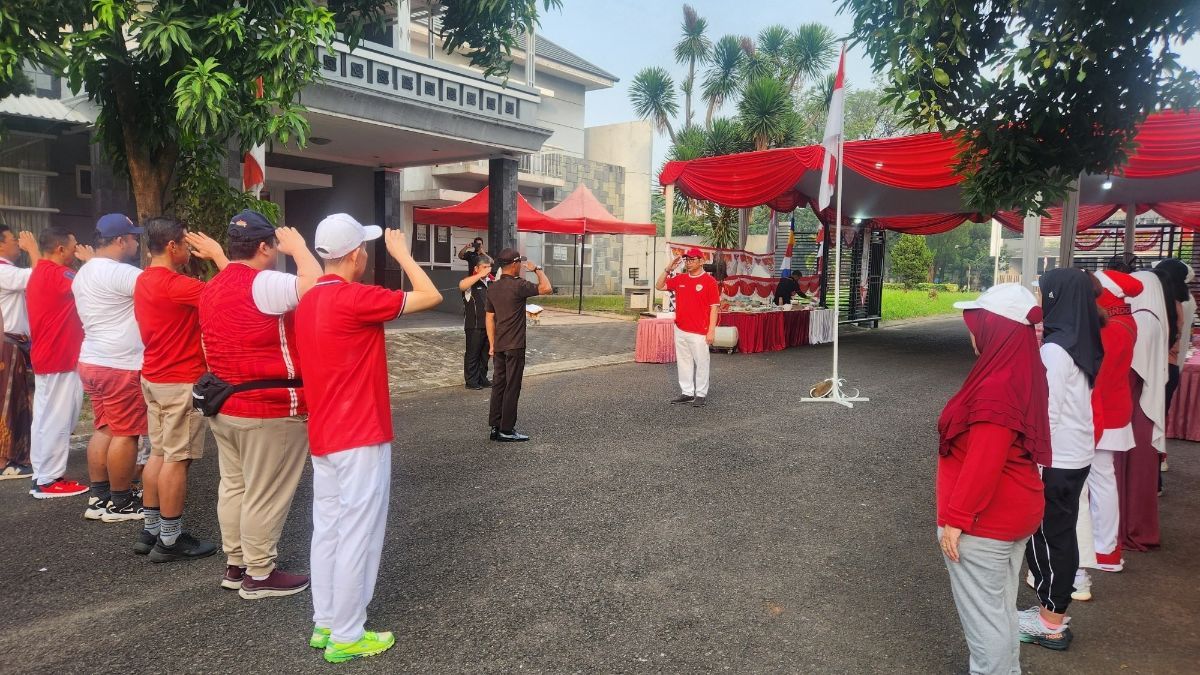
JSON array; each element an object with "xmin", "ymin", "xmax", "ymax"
[{"xmin": 939, "ymin": 528, "xmax": 1027, "ymax": 675}]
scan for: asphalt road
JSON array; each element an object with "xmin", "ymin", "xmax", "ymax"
[{"xmin": 1, "ymin": 317, "xmax": 1196, "ymax": 674}]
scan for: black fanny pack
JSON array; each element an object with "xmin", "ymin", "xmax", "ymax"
[{"xmin": 192, "ymin": 372, "xmax": 302, "ymax": 417}]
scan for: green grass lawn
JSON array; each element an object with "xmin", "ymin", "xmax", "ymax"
[
  {"xmin": 537, "ymin": 294, "xmax": 632, "ymax": 313},
  {"xmin": 880, "ymin": 288, "xmax": 977, "ymax": 321}
]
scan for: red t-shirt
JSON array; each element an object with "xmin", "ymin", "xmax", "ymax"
[
  {"xmin": 295, "ymin": 275, "xmax": 406, "ymax": 456},
  {"xmin": 666, "ymin": 272, "xmax": 720, "ymax": 335},
  {"xmin": 27, "ymin": 260, "xmax": 84, "ymax": 375},
  {"xmin": 936, "ymin": 422, "xmax": 1045, "ymax": 541},
  {"xmin": 134, "ymin": 266, "xmax": 206, "ymax": 384}
]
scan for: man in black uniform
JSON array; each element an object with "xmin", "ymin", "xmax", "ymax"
[
  {"xmin": 458, "ymin": 237, "xmax": 485, "ymax": 269},
  {"xmin": 485, "ymin": 248, "xmax": 552, "ymax": 442},
  {"xmin": 458, "ymin": 254, "xmax": 493, "ymax": 390},
  {"xmin": 773, "ymin": 270, "xmax": 807, "ymax": 306}
]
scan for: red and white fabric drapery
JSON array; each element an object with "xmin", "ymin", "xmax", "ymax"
[
  {"xmin": 659, "ymin": 111, "xmax": 1200, "ymax": 235},
  {"xmin": 667, "ymin": 242, "xmax": 776, "ymax": 277}
]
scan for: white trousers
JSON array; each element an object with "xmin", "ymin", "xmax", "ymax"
[
  {"xmin": 1087, "ymin": 449, "xmax": 1120, "ymax": 558},
  {"xmin": 30, "ymin": 371, "xmax": 83, "ymax": 486},
  {"xmin": 674, "ymin": 327, "xmax": 711, "ymax": 397},
  {"xmin": 1076, "ymin": 484, "xmax": 1096, "ymax": 569},
  {"xmin": 310, "ymin": 443, "xmax": 391, "ymax": 644}
]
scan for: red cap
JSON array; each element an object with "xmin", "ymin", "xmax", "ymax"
[{"xmin": 683, "ymin": 247, "xmax": 705, "ymax": 259}]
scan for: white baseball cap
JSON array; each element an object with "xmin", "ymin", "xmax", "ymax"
[
  {"xmin": 953, "ymin": 282, "xmax": 1040, "ymax": 325},
  {"xmin": 314, "ymin": 213, "xmax": 382, "ymax": 259}
]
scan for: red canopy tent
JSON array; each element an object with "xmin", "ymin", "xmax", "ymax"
[
  {"xmin": 413, "ymin": 186, "xmax": 582, "ymax": 235},
  {"xmin": 658, "ymin": 110, "xmax": 1200, "ymax": 236},
  {"xmin": 543, "ymin": 184, "xmax": 656, "ymax": 313},
  {"xmin": 545, "ymin": 185, "xmax": 656, "ymax": 235}
]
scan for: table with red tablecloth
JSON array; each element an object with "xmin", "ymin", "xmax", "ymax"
[
  {"xmin": 635, "ymin": 316, "xmax": 677, "ymax": 363},
  {"xmin": 718, "ymin": 310, "xmax": 817, "ymax": 354},
  {"xmin": 1166, "ymin": 351, "xmax": 1200, "ymax": 441}
]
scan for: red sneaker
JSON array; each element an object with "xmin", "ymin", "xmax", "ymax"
[
  {"xmin": 32, "ymin": 478, "xmax": 89, "ymax": 499},
  {"xmin": 238, "ymin": 569, "xmax": 310, "ymax": 600}
]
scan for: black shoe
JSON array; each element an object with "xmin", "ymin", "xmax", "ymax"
[
  {"xmin": 480, "ymin": 379, "xmax": 493, "ymax": 387},
  {"xmin": 692, "ymin": 396, "xmax": 707, "ymax": 407},
  {"xmin": 466, "ymin": 383, "xmax": 484, "ymax": 390},
  {"xmin": 496, "ymin": 430, "xmax": 529, "ymax": 442},
  {"xmin": 134, "ymin": 528, "xmax": 157, "ymax": 555},
  {"xmin": 670, "ymin": 394, "xmax": 694, "ymax": 404},
  {"xmin": 148, "ymin": 532, "xmax": 219, "ymax": 563},
  {"xmin": 490, "ymin": 427, "xmax": 500, "ymax": 441}
]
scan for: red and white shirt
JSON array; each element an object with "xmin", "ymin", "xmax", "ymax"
[
  {"xmin": 199, "ymin": 263, "xmax": 304, "ymax": 418},
  {"xmin": 134, "ymin": 266, "xmax": 206, "ymax": 384},
  {"xmin": 26, "ymin": 259, "xmax": 84, "ymax": 375},
  {"xmin": 295, "ymin": 275, "xmax": 406, "ymax": 455},
  {"xmin": 666, "ymin": 272, "xmax": 720, "ymax": 335}
]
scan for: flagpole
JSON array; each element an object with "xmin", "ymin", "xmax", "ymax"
[{"xmin": 802, "ymin": 43, "xmax": 867, "ymax": 408}]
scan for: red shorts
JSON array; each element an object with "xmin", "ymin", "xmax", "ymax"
[{"xmin": 78, "ymin": 363, "xmax": 148, "ymax": 437}]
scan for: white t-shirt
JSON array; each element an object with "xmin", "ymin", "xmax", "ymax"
[
  {"xmin": 1041, "ymin": 342, "xmax": 1095, "ymax": 470},
  {"xmin": 0, "ymin": 257, "xmax": 32, "ymax": 336},
  {"xmin": 251, "ymin": 269, "xmax": 300, "ymax": 315},
  {"xmin": 74, "ymin": 256, "xmax": 144, "ymax": 370}
]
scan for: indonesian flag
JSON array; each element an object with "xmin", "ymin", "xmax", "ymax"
[
  {"xmin": 780, "ymin": 214, "xmax": 795, "ymax": 279},
  {"xmin": 814, "ymin": 224, "xmax": 826, "ymax": 274},
  {"xmin": 242, "ymin": 77, "xmax": 266, "ymax": 197},
  {"xmin": 817, "ymin": 45, "xmax": 846, "ymax": 213}
]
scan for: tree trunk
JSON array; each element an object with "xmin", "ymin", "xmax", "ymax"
[{"xmin": 685, "ymin": 60, "xmax": 695, "ymax": 127}]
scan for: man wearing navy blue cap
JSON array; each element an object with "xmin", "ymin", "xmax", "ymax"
[
  {"xmin": 74, "ymin": 213, "xmax": 148, "ymax": 522},
  {"xmin": 199, "ymin": 209, "xmax": 323, "ymax": 599}
]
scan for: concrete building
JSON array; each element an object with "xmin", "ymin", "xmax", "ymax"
[{"xmin": 0, "ymin": 2, "xmax": 652, "ymax": 315}]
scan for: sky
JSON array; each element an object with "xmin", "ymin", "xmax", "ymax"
[{"xmin": 537, "ymin": 1, "xmax": 1200, "ymax": 174}]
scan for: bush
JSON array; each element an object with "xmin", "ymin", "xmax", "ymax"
[{"xmin": 890, "ymin": 234, "xmax": 934, "ymax": 289}]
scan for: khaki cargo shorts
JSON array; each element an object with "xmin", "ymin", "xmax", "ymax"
[{"xmin": 141, "ymin": 379, "xmax": 206, "ymax": 462}]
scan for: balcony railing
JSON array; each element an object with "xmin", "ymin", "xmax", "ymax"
[
  {"xmin": 517, "ymin": 152, "xmax": 564, "ymax": 180},
  {"xmin": 316, "ymin": 40, "xmax": 540, "ymax": 127}
]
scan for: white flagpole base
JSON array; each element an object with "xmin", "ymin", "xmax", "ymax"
[{"xmin": 801, "ymin": 378, "xmax": 870, "ymax": 408}]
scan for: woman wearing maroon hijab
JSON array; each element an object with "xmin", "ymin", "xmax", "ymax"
[{"xmin": 938, "ymin": 284, "xmax": 1048, "ymax": 675}]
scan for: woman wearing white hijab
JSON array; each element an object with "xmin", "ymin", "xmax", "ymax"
[{"xmin": 1114, "ymin": 270, "xmax": 1168, "ymax": 551}]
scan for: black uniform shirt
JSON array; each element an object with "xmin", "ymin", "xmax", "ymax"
[{"xmin": 485, "ymin": 274, "xmax": 540, "ymax": 352}]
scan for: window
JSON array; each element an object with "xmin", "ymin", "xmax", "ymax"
[
  {"xmin": 75, "ymin": 165, "xmax": 93, "ymax": 198},
  {"xmin": 409, "ymin": 224, "xmax": 454, "ymax": 267}
]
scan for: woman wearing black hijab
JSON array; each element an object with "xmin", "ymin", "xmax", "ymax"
[
  {"xmin": 1154, "ymin": 259, "xmax": 1191, "ymax": 409},
  {"xmin": 1020, "ymin": 267, "xmax": 1104, "ymax": 652}
]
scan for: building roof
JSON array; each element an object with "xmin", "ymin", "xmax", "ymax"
[
  {"xmin": 518, "ymin": 33, "xmax": 618, "ymax": 83},
  {"xmin": 0, "ymin": 95, "xmax": 94, "ymax": 124}
]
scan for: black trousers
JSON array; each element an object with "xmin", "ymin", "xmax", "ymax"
[
  {"xmin": 464, "ymin": 329, "xmax": 490, "ymax": 386},
  {"xmin": 489, "ymin": 348, "xmax": 526, "ymax": 432},
  {"xmin": 1026, "ymin": 466, "xmax": 1091, "ymax": 614}
]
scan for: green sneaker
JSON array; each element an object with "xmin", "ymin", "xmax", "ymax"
[
  {"xmin": 323, "ymin": 630, "xmax": 395, "ymax": 664},
  {"xmin": 309, "ymin": 626, "xmax": 331, "ymax": 649}
]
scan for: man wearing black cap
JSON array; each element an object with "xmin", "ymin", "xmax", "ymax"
[
  {"xmin": 199, "ymin": 209, "xmax": 322, "ymax": 599},
  {"xmin": 485, "ymin": 248, "xmax": 551, "ymax": 441}
]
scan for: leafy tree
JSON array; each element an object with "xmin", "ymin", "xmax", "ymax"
[
  {"xmin": 630, "ymin": 67, "xmax": 679, "ymax": 142},
  {"xmin": 890, "ymin": 234, "xmax": 935, "ymax": 289},
  {"xmin": 737, "ymin": 76, "xmax": 795, "ymax": 151},
  {"xmin": 1, "ymin": 0, "xmax": 559, "ymax": 233},
  {"xmin": 673, "ymin": 4, "xmax": 711, "ymax": 129},
  {"xmin": 841, "ymin": 0, "xmax": 1200, "ymax": 215}
]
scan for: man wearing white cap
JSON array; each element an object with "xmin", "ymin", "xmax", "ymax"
[{"xmin": 295, "ymin": 213, "xmax": 442, "ymax": 664}]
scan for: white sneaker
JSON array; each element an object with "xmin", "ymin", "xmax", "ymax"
[
  {"xmin": 1095, "ymin": 559, "xmax": 1125, "ymax": 573},
  {"xmin": 1072, "ymin": 569, "xmax": 1092, "ymax": 602},
  {"xmin": 84, "ymin": 496, "xmax": 109, "ymax": 520}
]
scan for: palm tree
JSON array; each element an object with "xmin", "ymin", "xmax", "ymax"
[
  {"xmin": 673, "ymin": 4, "xmax": 711, "ymax": 128},
  {"xmin": 783, "ymin": 23, "xmax": 837, "ymax": 94},
  {"xmin": 737, "ymin": 76, "xmax": 794, "ymax": 151},
  {"xmin": 704, "ymin": 117, "xmax": 751, "ymax": 156},
  {"xmin": 757, "ymin": 25, "xmax": 791, "ymax": 72},
  {"xmin": 629, "ymin": 67, "xmax": 680, "ymax": 141},
  {"xmin": 701, "ymin": 35, "xmax": 743, "ymax": 128},
  {"xmin": 738, "ymin": 37, "xmax": 775, "ymax": 84}
]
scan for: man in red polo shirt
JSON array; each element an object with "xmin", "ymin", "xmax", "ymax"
[
  {"xmin": 655, "ymin": 248, "xmax": 719, "ymax": 407},
  {"xmin": 199, "ymin": 210, "xmax": 322, "ymax": 599},
  {"xmin": 295, "ymin": 215, "xmax": 441, "ymax": 663},
  {"xmin": 27, "ymin": 227, "xmax": 93, "ymax": 497},
  {"xmin": 133, "ymin": 217, "xmax": 228, "ymax": 562}
]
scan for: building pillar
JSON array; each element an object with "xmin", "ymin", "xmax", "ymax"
[
  {"xmin": 488, "ymin": 157, "xmax": 519, "ymax": 256},
  {"xmin": 1124, "ymin": 205, "xmax": 1137, "ymax": 255},
  {"xmin": 395, "ymin": 0, "xmax": 410, "ymax": 52},
  {"xmin": 1057, "ymin": 178, "xmax": 1080, "ymax": 268},
  {"xmin": 1021, "ymin": 214, "xmax": 1041, "ymax": 290},
  {"xmin": 524, "ymin": 29, "xmax": 536, "ymax": 86}
]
